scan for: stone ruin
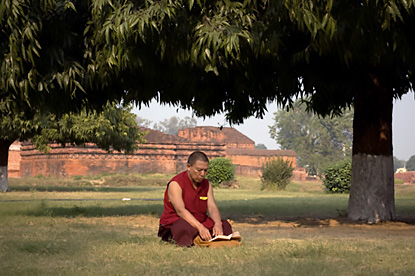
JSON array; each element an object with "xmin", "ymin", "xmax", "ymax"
[{"xmin": 8, "ymin": 126, "xmax": 306, "ymax": 181}]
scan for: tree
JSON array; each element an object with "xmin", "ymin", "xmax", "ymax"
[
  {"xmin": 393, "ymin": 157, "xmax": 406, "ymax": 172},
  {"xmin": 255, "ymin": 144, "xmax": 268, "ymax": 150},
  {"xmin": 135, "ymin": 116, "xmax": 153, "ymax": 128},
  {"xmin": 98, "ymin": 0, "xmax": 413, "ymax": 223},
  {"xmin": 0, "ymin": 102, "xmax": 145, "ymax": 192},
  {"xmin": 269, "ymin": 100, "xmax": 353, "ymax": 176},
  {"xmin": 406, "ymin": 155, "xmax": 415, "ymax": 171},
  {"xmin": 3, "ymin": 1, "xmax": 415, "ymax": 222},
  {"xmin": 0, "ymin": 1, "xmax": 143, "ymax": 192},
  {"xmin": 153, "ymin": 116, "xmax": 197, "ymax": 135}
]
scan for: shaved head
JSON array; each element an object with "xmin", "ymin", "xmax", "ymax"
[{"xmin": 187, "ymin": 151, "xmax": 209, "ymax": 165}]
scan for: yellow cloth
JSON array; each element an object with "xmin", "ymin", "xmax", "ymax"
[{"xmin": 193, "ymin": 235, "xmax": 242, "ymax": 248}]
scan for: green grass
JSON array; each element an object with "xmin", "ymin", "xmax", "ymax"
[{"xmin": 1, "ymin": 175, "xmax": 415, "ymax": 275}]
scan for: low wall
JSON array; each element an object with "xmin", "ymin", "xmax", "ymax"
[
  {"xmin": 19, "ymin": 142, "xmax": 225, "ymax": 177},
  {"xmin": 9, "ymin": 136, "xmax": 303, "ymax": 180},
  {"xmin": 8, "ymin": 142, "xmax": 21, "ymax": 178},
  {"xmin": 394, "ymin": 171, "xmax": 415, "ymax": 184}
]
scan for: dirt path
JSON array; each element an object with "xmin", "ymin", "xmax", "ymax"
[
  {"xmin": 79, "ymin": 214, "xmax": 415, "ymax": 241},
  {"xmin": 231, "ymin": 216, "xmax": 415, "ymax": 240}
]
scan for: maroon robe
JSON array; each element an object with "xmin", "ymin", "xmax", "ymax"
[
  {"xmin": 159, "ymin": 171, "xmax": 214, "ymax": 229},
  {"xmin": 158, "ymin": 171, "xmax": 232, "ymax": 246}
]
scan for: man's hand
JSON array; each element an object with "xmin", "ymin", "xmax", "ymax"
[
  {"xmin": 212, "ymin": 222, "xmax": 223, "ymax": 238},
  {"xmin": 198, "ymin": 225, "xmax": 212, "ymax": 241}
]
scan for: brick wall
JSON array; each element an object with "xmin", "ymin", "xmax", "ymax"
[
  {"xmin": 7, "ymin": 142, "xmax": 21, "ymax": 178},
  {"xmin": 394, "ymin": 171, "xmax": 415, "ymax": 184},
  {"xmin": 18, "ymin": 142, "xmax": 225, "ymax": 177},
  {"xmin": 8, "ymin": 127, "xmax": 306, "ymax": 181}
]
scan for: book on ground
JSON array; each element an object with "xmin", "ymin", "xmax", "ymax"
[{"xmin": 209, "ymin": 231, "xmax": 241, "ymax": 242}]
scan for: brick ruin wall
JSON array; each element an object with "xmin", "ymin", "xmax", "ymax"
[
  {"xmin": 227, "ymin": 152, "xmax": 304, "ymax": 181},
  {"xmin": 9, "ymin": 142, "xmax": 306, "ymax": 181},
  {"xmin": 394, "ymin": 171, "xmax": 415, "ymax": 184},
  {"xmin": 17, "ymin": 142, "xmax": 226, "ymax": 178},
  {"xmin": 8, "ymin": 143, "xmax": 21, "ymax": 178},
  {"xmin": 8, "ymin": 125, "xmax": 307, "ymax": 181}
]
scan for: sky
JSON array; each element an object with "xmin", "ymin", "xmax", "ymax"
[{"xmin": 133, "ymin": 92, "xmax": 415, "ymax": 161}]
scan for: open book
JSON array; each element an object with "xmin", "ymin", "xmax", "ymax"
[{"xmin": 209, "ymin": 231, "xmax": 241, "ymax": 242}]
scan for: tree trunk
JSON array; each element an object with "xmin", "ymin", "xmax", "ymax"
[
  {"xmin": 0, "ymin": 138, "xmax": 13, "ymax": 192},
  {"xmin": 347, "ymin": 76, "xmax": 395, "ymax": 223}
]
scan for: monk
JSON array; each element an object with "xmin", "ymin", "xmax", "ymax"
[{"xmin": 158, "ymin": 151, "xmax": 233, "ymax": 247}]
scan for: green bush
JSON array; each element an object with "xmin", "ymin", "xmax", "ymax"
[
  {"xmin": 206, "ymin": 157, "xmax": 235, "ymax": 187},
  {"xmin": 394, "ymin": 178, "xmax": 404, "ymax": 185},
  {"xmin": 322, "ymin": 160, "xmax": 351, "ymax": 194},
  {"xmin": 260, "ymin": 158, "xmax": 294, "ymax": 190}
]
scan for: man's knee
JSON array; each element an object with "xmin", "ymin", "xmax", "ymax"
[
  {"xmin": 222, "ymin": 219, "xmax": 233, "ymax": 235},
  {"xmin": 170, "ymin": 219, "xmax": 198, "ymax": 246}
]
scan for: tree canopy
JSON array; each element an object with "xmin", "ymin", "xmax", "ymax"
[
  {"xmin": 29, "ymin": 102, "xmax": 145, "ymax": 154},
  {"xmin": 255, "ymin": 143, "xmax": 267, "ymax": 150},
  {"xmin": 0, "ymin": 101, "xmax": 144, "ymax": 191},
  {"xmin": 0, "ymin": 1, "xmax": 145, "ymax": 192},
  {"xmin": 269, "ymin": 99, "xmax": 353, "ymax": 175},
  {"xmin": 406, "ymin": 155, "xmax": 415, "ymax": 171},
  {"xmin": 153, "ymin": 116, "xmax": 197, "ymax": 135},
  {"xmin": 393, "ymin": 156, "xmax": 406, "ymax": 172},
  {"xmin": 2, "ymin": 0, "xmax": 415, "ymax": 221}
]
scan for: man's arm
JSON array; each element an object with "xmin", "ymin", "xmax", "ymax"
[
  {"xmin": 168, "ymin": 181, "xmax": 212, "ymax": 241},
  {"xmin": 207, "ymin": 183, "xmax": 224, "ymax": 237}
]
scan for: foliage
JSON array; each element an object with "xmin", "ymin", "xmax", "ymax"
[
  {"xmin": 395, "ymin": 178, "xmax": 404, "ymax": 184},
  {"xmin": 255, "ymin": 143, "xmax": 267, "ymax": 150},
  {"xmin": 206, "ymin": 157, "xmax": 235, "ymax": 187},
  {"xmin": 260, "ymin": 158, "xmax": 294, "ymax": 191},
  {"xmin": 153, "ymin": 116, "xmax": 197, "ymax": 135},
  {"xmin": 135, "ymin": 116, "xmax": 153, "ymax": 128},
  {"xmin": 322, "ymin": 160, "xmax": 352, "ymax": 194},
  {"xmin": 30, "ymin": 102, "xmax": 145, "ymax": 154},
  {"xmin": 2, "ymin": 0, "xmax": 415, "ymax": 220},
  {"xmin": 406, "ymin": 155, "xmax": 415, "ymax": 171},
  {"xmin": 2, "ymin": 0, "xmax": 414, "ymax": 129},
  {"xmin": 135, "ymin": 115, "xmax": 197, "ymax": 135},
  {"xmin": 269, "ymin": 99, "xmax": 353, "ymax": 176},
  {"xmin": 0, "ymin": 100, "xmax": 145, "ymax": 191},
  {"xmin": 394, "ymin": 156, "xmax": 406, "ymax": 172}
]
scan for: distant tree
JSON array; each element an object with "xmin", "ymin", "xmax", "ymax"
[
  {"xmin": 135, "ymin": 116, "xmax": 153, "ymax": 128},
  {"xmin": 393, "ymin": 157, "xmax": 406, "ymax": 172},
  {"xmin": 406, "ymin": 155, "xmax": 415, "ymax": 171},
  {"xmin": 0, "ymin": 102, "xmax": 145, "ymax": 192},
  {"xmin": 269, "ymin": 100, "xmax": 353, "ymax": 176},
  {"xmin": 255, "ymin": 144, "xmax": 268, "ymax": 150},
  {"xmin": 153, "ymin": 116, "xmax": 197, "ymax": 135}
]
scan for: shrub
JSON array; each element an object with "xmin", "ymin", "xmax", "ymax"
[
  {"xmin": 394, "ymin": 178, "xmax": 404, "ymax": 185},
  {"xmin": 206, "ymin": 157, "xmax": 235, "ymax": 187},
  {"xmin": 322, "ymin": 160, "xmax": 352, "ymax": 194},
  {"xmin": 260, "ymin": 158, "xmax": 294, "ymax": 190}
]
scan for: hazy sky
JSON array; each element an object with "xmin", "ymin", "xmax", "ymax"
[{"xmin": 133, "ymin": 92, "xmax": 415, "ymax": 161}]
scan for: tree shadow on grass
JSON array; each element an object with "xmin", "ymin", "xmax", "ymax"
[
  {"xmin": 25, "ymin": 202, "xmax": 164, "ymax": 218},
  {"xmin": 20, "ymin": 196, "xmax": 415, "ymax": 226},
  {"xmin": 219, "ymin": 198, "xmax": 415, "ymax": 227}
]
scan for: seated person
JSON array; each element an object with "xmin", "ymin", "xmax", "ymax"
[{"xmin": 158, "ymin": 151, "xmax": 233, "ymax": 246}]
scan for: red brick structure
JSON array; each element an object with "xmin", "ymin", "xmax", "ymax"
[
  {"xmin": 8, "ymin": 127, "xmax": 305, "ymax": 181},
  {"xmin": 394, "ymin": 171, "xmax": 415, "ymax": 184},
  {"xmin": 7, "ymin": 142, "xmax": 21, "ymax": 178}
]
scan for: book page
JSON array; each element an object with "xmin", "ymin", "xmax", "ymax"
[{"xmin": 209, "ymin": 231, "xmax": 241, "ymax": 242}]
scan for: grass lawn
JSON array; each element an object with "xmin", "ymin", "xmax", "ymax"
[{"xmin": 1, "ymin": 174, "xmax": 415, "ymax": 275}]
